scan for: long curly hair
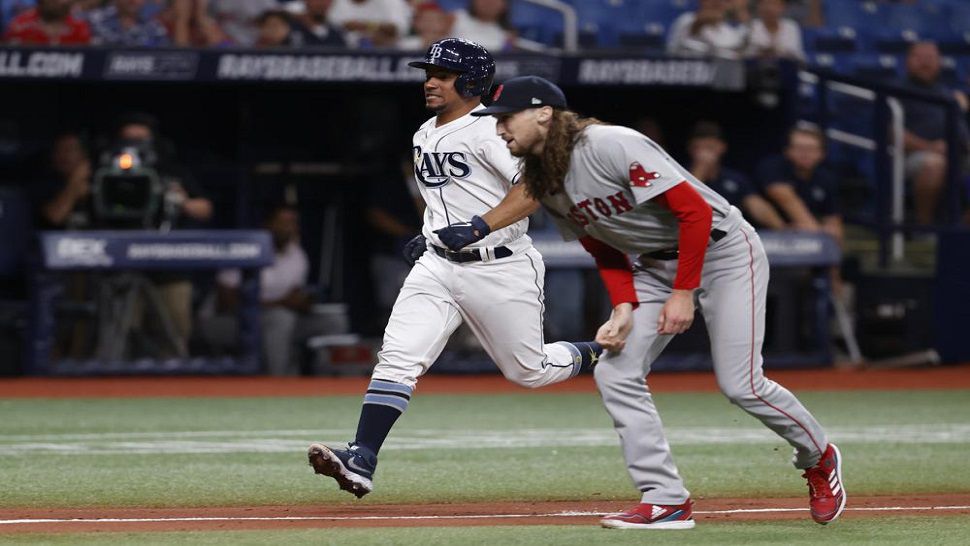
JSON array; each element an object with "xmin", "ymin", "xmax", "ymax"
[{"xmin": 522, "ymin": 110, "xmax": 606, "ymax": 199}]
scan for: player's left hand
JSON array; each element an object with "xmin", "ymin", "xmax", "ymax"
[
  {"xmin": 596, "ymin": 302, "xmax": 634, "ymax": 352},
  {"xmin": 433, "ymin": 215, "xmax": 491, "ymax": 251},
  {"xmin": 658, "ymin": 290, "xmax": 695, "ymax": 335}
]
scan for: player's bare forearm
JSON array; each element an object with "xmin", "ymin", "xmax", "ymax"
[
  {"xmin": 480, "ymin": 183, "xmax": 540, "ymax": 231},
  {"xmin": 821, "ymin": 215, "xmax": 844, "ymax": 247},
  {"xmin": 182, "ymin": 198, "xmax": 213, "ymax": 221},
  {"xmin": 743, "ymin": 194, "xmax": 787, "ymax": 230},
  {"xmin": 766, "ymin": 183, "xmax": 818, "ymax": 230},
  {"xmin": 366, "ymin": 207, "xmax": 414, "ymax": 237}
]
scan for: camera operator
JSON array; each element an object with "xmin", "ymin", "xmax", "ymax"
[{"xmin": 107, "ymin": 112, "xmax": 213, "ymax": 357}]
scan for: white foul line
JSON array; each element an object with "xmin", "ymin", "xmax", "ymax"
[{"xmin": 2, "ymin": 505, "xmax": 969, "ymax": 526}]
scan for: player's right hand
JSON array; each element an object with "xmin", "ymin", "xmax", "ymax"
[
  {"xmin": 596, "ymin": 302, "xmax": 634, "ymax": 352},
  {"xmin": 402, "ymin": 234, "xmax": 427, "ymax": 266}
]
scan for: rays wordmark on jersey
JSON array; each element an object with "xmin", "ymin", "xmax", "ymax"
[{"xmin": 413, "ymin": 146, "xmax": 472, "ymax": 188}]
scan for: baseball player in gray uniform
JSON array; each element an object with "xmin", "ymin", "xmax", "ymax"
[
  {"xmin": 470, "ymin": 76, "xmax": 846, "ymax": 529},
  {"xmin": 307, "ymin": 42, "xmax": 602, "ymax": 499}
]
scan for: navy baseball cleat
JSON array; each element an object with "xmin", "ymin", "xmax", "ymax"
[{"xmin": 308, "ymin": 442, "xmax": 377, "ymax": 499}]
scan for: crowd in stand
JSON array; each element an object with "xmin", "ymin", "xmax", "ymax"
[
  {"xmin": 0, "ymin": 0, "xmax": 518, "ymax": 51},
  {"xmin": 0, "ymin": 0, "xmax": 817, "ymax": 58}
]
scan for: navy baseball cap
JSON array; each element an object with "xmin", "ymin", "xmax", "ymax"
[{"xmin": 471, "ymin": 76, "xmax": 568, "ymax": 116}]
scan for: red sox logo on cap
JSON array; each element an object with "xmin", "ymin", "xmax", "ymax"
[
  {"xmin": 492, "ymin": 84, "xmax": 504, "ymax": 102},
  {"xmin": 629, "ymin": 162, "xmax": 660, "ymax": 187}
]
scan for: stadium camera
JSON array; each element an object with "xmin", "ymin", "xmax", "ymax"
[{"xmin": 90, "ymin": 141, "xmax": 165, "ymax": 229}]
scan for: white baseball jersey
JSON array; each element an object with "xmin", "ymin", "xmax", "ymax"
[
  {"xmin": 412, "ymin": 105, "xmax": 530, "ymax": 249},
  {"xmin": 542, "ymin": 125, "xmax": 742, "ymax": 254},
  {"xmin": 369, "ymin": 104, "xmax": 590, "ymax": 391}
]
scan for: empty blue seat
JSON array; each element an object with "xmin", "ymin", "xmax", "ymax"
[
  {"xmin": 824, "ymin": 0, "xmax": 883, "ymax": 29},
  {"xmin": 872, "ymin": 30, "xmax": 920, "ymax": 55},
  {"xmin": 618, "ymin": 23, "xmax": 666, "ymax": 52},
  {"xmin": 813, "ymin": 27, "xmax": 859, "ymax": 53},
  {"xmin": 938, "ymin": 56, "xmax": 962, "ymax": 88},
  {"xmin": 509, "ymin": 1, "xmax": 564, "ymax": 47},
  {"xmin": 810, "ymin": 53, "xmax": 852, "ymax": 75},
  {"xmin": 852, "ymin": 54, "xmax": 901, "ymax": 83},
  {"xmin": 948, "ymin": 4, "xmax": 970, "ymax": 38},
  {"xmin": 938, "ymin": 32, "xmax": 970, "ymax": 55}
]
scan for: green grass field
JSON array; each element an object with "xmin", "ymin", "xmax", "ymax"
[
  {"xmin": 7, "ymin": 519, "xmax": 970, "ymax": 546},
  {"xmin": 1, "ymin": 388, "xmax": 969, "ymax": 543}
]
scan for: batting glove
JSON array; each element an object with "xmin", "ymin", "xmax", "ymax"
[
  {"xmin": 402, "ymin": 234, "xmax": 427, "ymax": 266},
  {"xmin": 433, "ymin": 216, "xmax": 491, "ymax": 251}
]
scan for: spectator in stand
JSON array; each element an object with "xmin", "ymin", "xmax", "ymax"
[
  {"xmin": 328, "ymin": 0, "xmax": 410, "ymax": 48},
  {"xmin": 212, "ymin": 204, "xmax": 316, "ymax": 375},
  {"xmin": 253, "ymin": 9, "xmax": 292, "ymax": 48},
  {"xmin": 87, "ymin": 0, "xmax": 169, "ymax": 46},
  {"xmin": 208, "ymin": 0, "xmax": 276, "ymax": 46},
  {"xmin": 289, "ymin": 0, "xmax": 346, "ymax": 47},
  {"xmin": 667, "ymin": 0, "xmax": 746, "ymax": 59},
  {"xmin": 451, "ymin": 0, "xmax": 513, "ymax": 53},
  {"xmin": 688, "ymin": 121, "xmax": 786, "ymax": 230},
  {"xmin": 158, "ymin": 0, "xmax": 230, "ymax": 47},
  {"xmin": 364, "ymin": 156, "xmax": 423, "ymax": 329},
  {"xmin": 2, "ymin": 0, "xmax": 91, "ymax": 45},
  {"xmin": 757, "ymin": 124, "xmax": 845, "ymax": 295},
  {"xmin": 898, "ymin": 41, "xmax": 970, "ymax": 226},
  {"xmin": 745, "ymin": 0, "xmax": 806, "ymax": 62},
  {"xmin": 397, "ymin": 0, "xmax": 451, "ymax": 52},
  {"xmin": 27, "ymin": 131, "xmax": 95, "ymax": 358},
  {"xmin": 32, "ymin": 131, "xmax": 92, "ymax": 229},
  {"xmin": 756, "ymin": 125, "xmax": 842, "ymax": 244}
]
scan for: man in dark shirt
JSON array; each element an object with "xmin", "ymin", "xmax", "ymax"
[
  {"xmin": 32, "ymin": 131, "xmax": 93, "ymax": 230},
  {"xmin": 898, "ymin": 41, "xmax": 970, "ymax": 226},
  {"xmin": 687, "ymin": 121, "xmax": 785, "ymax": 230},
  {"xmin": 756, "ymin": 124, "xmax": 843, "ymax": 246}
]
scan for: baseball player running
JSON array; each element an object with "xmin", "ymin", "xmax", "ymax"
[
  {"xmin": 470, "ymin": 76, "xmax": 846, "ymax": 529},
  {"xmin": 307, "ymin": 41, "xmax": 602, "ymax": 499}
]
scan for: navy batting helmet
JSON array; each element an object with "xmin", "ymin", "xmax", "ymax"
[{"xmin": 408, "ymin": 38, "xmax": 496, "ymax": 98}]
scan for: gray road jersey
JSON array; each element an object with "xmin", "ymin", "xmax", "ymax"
[{"xmin": 541, "ymin": 125, "xmax": 742, "ymax": 254}]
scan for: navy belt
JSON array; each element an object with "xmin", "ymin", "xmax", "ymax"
[
  {"xmin": 432, "ymin": 244, "xmax": 513, "ymax": 263},
  {"xmin": 645, "ymin": 228, "xmax": 728, "ymax": 261}
]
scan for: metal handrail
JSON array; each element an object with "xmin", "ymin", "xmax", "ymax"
[
  {"xmin": 804, "ymin": 68, "xmax": 966, "ymax": 265},
  {"xmin": 520, "ymin": 0, "xmax": 578, "ymax": 53}
]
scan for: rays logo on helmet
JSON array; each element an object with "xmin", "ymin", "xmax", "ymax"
[
  {"xmin": 413, "ymin": 146, "xmax": 471, "ymax": 188},
  {"xmin": 429, "ymin": 43, "xmax": 443, "ymax": 61}
]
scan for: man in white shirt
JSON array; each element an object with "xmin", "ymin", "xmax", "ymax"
[
  {"xmin": 745, "ymin": 0, "xmax": 806, "ymax": 62},
  {"xmin": 667, "ymin": 0, "xmax": 747, "ymax": 59},
  {"xmin": 328, "ymin": 0, "xmax": 410, "ymax": 47},
  {"xmin": 214, "ymin": 205, "xmax": 315, "ymax": 375}
]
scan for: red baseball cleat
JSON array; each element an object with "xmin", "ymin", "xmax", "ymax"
[
  {"xmin": 600, "ymin": 499, "xmax": 695, "ymax": 530},
  {"xmin": 802, "ymin": 443, "xmax": 847, "ymax": 524}
]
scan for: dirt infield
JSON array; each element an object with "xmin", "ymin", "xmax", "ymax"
[
  {"xmin": 2, "ymin": 363, "xmax": 969, "ymax": 398},
  {"xmin": 2, "ymin": 494, "xmax": 969, "ymax": 533}
]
